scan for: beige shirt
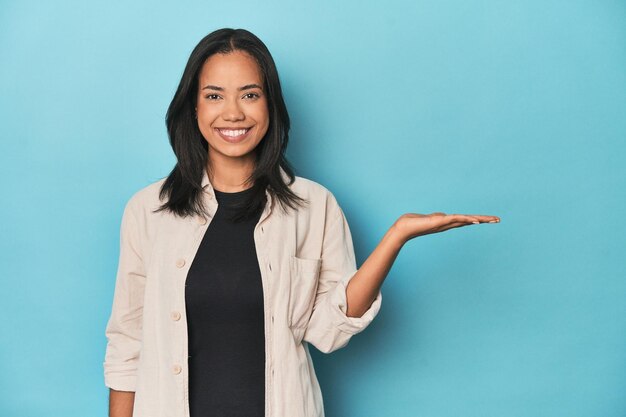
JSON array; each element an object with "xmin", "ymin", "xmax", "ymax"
[{"xmin": 103, "ymin": 168, "xmax": 382, "ymax": 417}]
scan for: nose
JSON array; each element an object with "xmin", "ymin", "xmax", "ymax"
[{"xmin": 221, "ymin": 98, "xmax": 245, "ymax": 122}]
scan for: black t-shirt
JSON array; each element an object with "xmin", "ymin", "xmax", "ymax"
[{"xmin": 185, "ymin": 186, "xmax": 265, "ymax": 417}]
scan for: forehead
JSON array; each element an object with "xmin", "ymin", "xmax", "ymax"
[{"xmin": 198, "ymin": 50, "xmax": 263, "ymax": 86}]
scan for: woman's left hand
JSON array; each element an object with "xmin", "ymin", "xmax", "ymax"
[
  {"xmin": 345, "ymin": 212, "xmax": 500, "ymax": 317},
  {"xmin": 392, "ymin": 212, "xmax": 500, "ymax": 246}
]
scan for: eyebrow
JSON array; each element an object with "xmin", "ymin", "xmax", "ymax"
[{"xmin": 201, "ymin": 83, "xmax": 263, "ymax": 91}]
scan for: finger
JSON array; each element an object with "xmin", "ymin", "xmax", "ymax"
[
  {"xmin": 466, "ymin": 215, "xmax": 500, "ymax": 223},
  {"xmin": 454, "ymin": 214, "xmax": 500, "ymax": 223},
  {"xmin": 436, "ymin": 222, "xmax": 475, "ymax": 232},
  {"xmin": 448, "ymin": 214, "xmax": 482, "ymax": 224}
]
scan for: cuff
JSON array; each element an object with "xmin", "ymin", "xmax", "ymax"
[
  {"xmin": 104, "ymin": 363, "xmax": 138, "ymax": 392},
  {"xmin": 329, "ymin": 270, "xmax": 382, "ymax": 334}
]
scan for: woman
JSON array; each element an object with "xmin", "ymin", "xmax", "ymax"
[{"xmin": 103, "ymin": 28, "xmax": 499, "ymax": 417}]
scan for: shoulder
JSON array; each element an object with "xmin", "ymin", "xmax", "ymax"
[
  {"xmin": 289, "ymin": 175, "xmax": 344, "ymax": 215},
  {"xmin": 290, "ymin": 175, "xmax": 334, "ymax": 201},
  {"xmin": 122, "ymin": 177, "xmax": 168, "ymax": 218}
]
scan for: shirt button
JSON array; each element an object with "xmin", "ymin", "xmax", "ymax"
[
  {"xmin": 198, "ymin": 217, "xmax": 207, "ymax": 225},
  {"xmin": 175, "ymin": 259, "xmax": 185, "ymax": 268},
  {"xmin": 170, "ymin": 311, "xmax": 181, "ymax": 321},
  {"xmin": 261, "ymin": 226, "xmax": 264, "ymax": 233},
  {"xmin": 172, "ymin": 364, "xmax": 182, "ymax": 375},
  {"xmin": 268, "ymin": 262, "xmax": 272, "ymax": 271}
]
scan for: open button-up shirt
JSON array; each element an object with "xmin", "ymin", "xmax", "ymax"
[{"xmin": 103, "ymin": 168, "xmax": 383, "ymax": 417}]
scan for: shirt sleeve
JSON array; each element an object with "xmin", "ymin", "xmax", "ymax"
[
  {"xmin": 103, "ymin": 198, "xmax": 146, "ymax": 391},
  {"xmin": 303, "ymin": 191, "xmax": 382, "ymax": 353}
]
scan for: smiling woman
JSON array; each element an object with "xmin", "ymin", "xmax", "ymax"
[
  {"xmin": 195, "ymin": 51, "xmax": 270, "ymax": 170},
  {"xmin": 154, "ymin": 28, "xmax": 303, "ymax": 224},
  {"xmin": 103, "ymin": 28, "xmax": 499, "ymax": 417}
]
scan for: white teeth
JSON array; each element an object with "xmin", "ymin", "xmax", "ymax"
[{"xmin": 219, "ymin": 129, "xmax": 248, "ymax": 137}]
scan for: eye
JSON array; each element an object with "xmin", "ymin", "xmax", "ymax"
[
  {"xmin": 243, "ymin": 92, "xmax": 261, "ymax": 100},
  {"xmin": 204, "ymin": 93, "xmax": 221, "ymax": 100}
]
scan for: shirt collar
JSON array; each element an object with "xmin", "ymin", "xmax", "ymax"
[{"xmin": 200, "ymin": 165, "xmax": 290, "ymax": 209}]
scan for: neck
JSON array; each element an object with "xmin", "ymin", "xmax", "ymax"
[{"xmin": 207, "ymin": 152, "xmax": 256, "ymax": 192}]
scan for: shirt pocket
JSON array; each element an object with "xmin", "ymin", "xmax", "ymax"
[{"xmin": 288, "ymin": 255, "xmax": 322, "ymax": 340}]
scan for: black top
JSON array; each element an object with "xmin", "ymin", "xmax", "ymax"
[{"xmin": 185, "ymin": 186, "xmax": 265, "ymax": 417}]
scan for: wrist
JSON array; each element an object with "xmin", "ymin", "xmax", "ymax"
[{"xmin": 385, "ymin": 222, "xmax": 407, "ymax": 251}]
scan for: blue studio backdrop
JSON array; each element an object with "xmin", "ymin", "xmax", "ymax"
[{"xmin": 1, "ymin": 1, "xmax": 624, "ymax": 416}]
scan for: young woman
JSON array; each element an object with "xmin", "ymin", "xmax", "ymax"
[{"xmin": 103, "ymin": 28, "xmax": 499, "ymax": 417}]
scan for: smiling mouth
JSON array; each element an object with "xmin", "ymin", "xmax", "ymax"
[
  {"xmin": 217, "ymin": 128, "xmax": 251, "ymax": 137},
  {"xmin": 215, "ymin": 127, "xmax": 253, "ymax": 143}
]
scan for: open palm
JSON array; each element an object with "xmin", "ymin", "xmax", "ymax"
[{"xmin": 394, "ymin": 212, "xmax": 500, "ymax": 243}]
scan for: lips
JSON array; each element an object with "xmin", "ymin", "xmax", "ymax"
[{"xmin": 215, "ymin": 127, "xmax": 252, "ymax": 143}]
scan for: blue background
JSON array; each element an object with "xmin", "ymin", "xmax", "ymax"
[{"xmin": 1, "ymin": 1, "xmax": 625, "ymax": 416}]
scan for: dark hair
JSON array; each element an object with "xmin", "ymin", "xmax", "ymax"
[{"xmin": 155, "ymin": 28, "xmax": 306, "ymax": 221}]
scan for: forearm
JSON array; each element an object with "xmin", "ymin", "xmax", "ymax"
[
  {"xmin": 109, "ymin": 389, "xmax": 135, "ymax": 417},
  {"xmin": 345, "ymin": 224, "xmax": 404, "ymax": 317}
]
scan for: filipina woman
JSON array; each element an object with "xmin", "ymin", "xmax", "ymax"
[{"xmin": 104, "ymin": 28, "xmax": 499, "ymax": 417}]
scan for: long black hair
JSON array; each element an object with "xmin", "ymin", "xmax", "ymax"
[{"xmin": 155, "ymin": 28, "xmax": 306, "ymax": 221}]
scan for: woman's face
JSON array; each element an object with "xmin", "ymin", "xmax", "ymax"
[{"xmin": 195, "ymin": 50, "xmax": 269, "ymax": 167}]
